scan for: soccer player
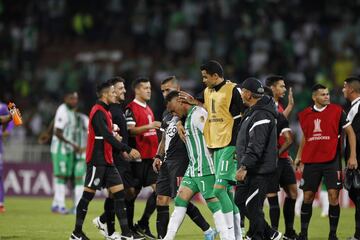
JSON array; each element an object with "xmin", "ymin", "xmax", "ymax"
[
  {"xmin": 125, "ymin": 77, "xmax": 161, "ymax": 238},
  {"xmin": 0, "ymin": 103, "xmax": 13, "ymax": 213},
  {"xmin": 162, "ymin": 90, "xmax": 228, "ymax": 240},
  {"xmin": 235, "ymin": 78, "xmax": 281, "ymax": 240},
  {"xmin": 51, "ymin": 91, "xmax": 80, "ymax": 214},
  {"xmin": 153, "ymin": 76, "xmax": 216, "ymax": 239},
  {"xmin": 295, "ymin": 84, "xmax": 357, "ymax": 240},
  {"xmin": 92, "ymin": 77, "xmax": 143, "ymax": 240},
  {"xmin": 342, "ymin": 76, "xmax": 360, "ymax": 240},
  {"xmin": 265, "ymin": 76, "xmax": 298, "ymax": 239},
  {"xmin": 71, "ymin": 111, "xmax": 88, "ymax": 211},
  {"xmin": 179, "ymin": 60, "xmax": 245, "ymax": 239},
  {"xmin": 69, "ymin": 81, "xmax": 142, "ymax": 240}
]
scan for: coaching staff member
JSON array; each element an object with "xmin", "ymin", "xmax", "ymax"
[
  {"xmin": 295, "ymin": 84, "xmax": 357, "ymax": 240},
  {"xmin": 342, "ymin": 76, "xmax": 360, "ymax": 240},
  {"xmin": 235, "ymin": 78, "xmax": 281, "ymax": 240},
  {"xmin": 70, "ymin": 81, "xmax": 141, "ymax": 240}
]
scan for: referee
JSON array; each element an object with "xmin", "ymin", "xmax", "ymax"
[
  {"xmin": 342, "ymin": 76, "xmax": 360, "ymax": 240},
  {"xmin": 70, "ymin": 81, "xmax": 142, "ymax": 240}
]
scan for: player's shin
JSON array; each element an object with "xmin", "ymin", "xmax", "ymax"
[
  {"xmin": 164, "ymin": 196, "xmax": 188, "ymax": 240},
  {"xmin": 207, "ymin": 200, "xmax": 228, "ymax": 240}
]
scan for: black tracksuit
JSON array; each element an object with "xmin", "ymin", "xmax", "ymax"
[{"xmin": 235, "ymin": 95, "xmax": 278, "ymax": 240}]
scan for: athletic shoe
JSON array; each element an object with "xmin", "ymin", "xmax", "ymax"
[
  {"xmin": 283, "ymin": 229, "xmax": 298, "ymax": 240},
  {"xmin": 119, "ymin": 231, "xmax": 145, "ymax": 240},
  {"xmin": 347, "ymin": 237, "xmax": 360, "ymax": 240},
  {"xmin": 204, "ymin": 228, "xmax": 217, "ymax": 240},
  {"xmin": 52, "ymin": 205, "xmax": 69, "ymax": 214},
  {"xmin": 134, "ymin": 222, "xmax": 156, "ymax": 239},
  {"xmin": 0, "ymin": 205, "xmax": 5, "ymax": 213},
  {"xmin": 92, "ymin": 216, "xmax": 108, "ymax": 236},
  {"xmin": 270, "ymin": 230, "xmax": 282, "ymax": 240},
  {"xmin": 106, "ymin": 232, "xmax": 122, "ymax": 240},
  {"xmin": 69, "ymin": 231, "xmax": 90, "ymax": 240},
  {"xmin": 328, "ymin": 233, "xmax": 338, "ymax": 240},
  {"xmin": 296, "ymin": 233, "xmax": 308, "ymax": 240}
]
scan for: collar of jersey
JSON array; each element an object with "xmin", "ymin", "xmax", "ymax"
[
  {"xmin": 134, "ymin": 99, "xmax": 147, "ymax": 108},
  {"xmin": 351, "ymin": 96, "xmax": 360, "ymax": 106}
]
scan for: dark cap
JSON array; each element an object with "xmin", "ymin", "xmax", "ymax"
[{"xmin": 241, "ymin": 77, "xmax": 264, "ymax": 94}]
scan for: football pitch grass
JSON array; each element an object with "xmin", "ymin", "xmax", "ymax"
[{"xmin": 0, "ymin": 197, "xmax": 356, "ymax": 239}]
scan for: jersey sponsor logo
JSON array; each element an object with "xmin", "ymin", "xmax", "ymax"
[{"xmin": 313, "ymin": 118, "xmax": 322, "ymax": 133}]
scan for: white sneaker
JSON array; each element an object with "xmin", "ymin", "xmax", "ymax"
[
  {"xmin": 92, "ymin": 216, "xmax": 108, "ymax": 236},
  {"xmin": 106, "ymin": 232, "xmax": 122, "ymax": 240}
]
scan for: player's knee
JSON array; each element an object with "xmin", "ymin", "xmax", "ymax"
[
  {"xmin": 287, "ymin": 185, "xmax": 298, "ymax": 199},
  {"xmin": 157, "ymin": 195, "xmax": 170, "ymax": 206},
  {"xmin": 328, "ymin": 190, "xmax": 339, "ymax": 205},
  {"xmin": 206, "ymin": 199, "xmax": 221, "ymax": 213},
  {"xmin": 174, "ymin": 196, "xmax": 188, "ymax": 207},
  {"xmin": 213, "ymin": 186, "xmax": 226, "ymax": 198},
  {"xmin": 303, "ymin": 191, "xmax": 315, "ymax": 203}
]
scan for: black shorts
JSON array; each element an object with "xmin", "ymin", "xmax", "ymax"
[
  {"xmin": 300, "ymin": 159, "xmax": 342, "ymax": 192},
  {"xmin": 131, "ymin": 159, "xmax": 158, "ymax": 189},
  {"xmin": 156, "ymin": 161, "xmax": 187, "ymax": 198},
  {"xmin": 267, "ymin": 158, "xmax": 297, "ymax": 193},
  {"xmin": 115, "ymin": 159, "xmax": 138, "ymax": 189},
  {"xmin": 84, "ymin": 165, "xmax": 123, "ymax": 190}
]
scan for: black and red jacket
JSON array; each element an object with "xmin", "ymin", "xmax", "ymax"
[{"xmin": 86, "ymin": 101, "xmax": 132, "ymax": 165}]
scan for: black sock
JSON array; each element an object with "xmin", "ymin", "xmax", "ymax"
[
  {"xmin": 268, "ymin": 196, "xmax": 280, "ymax": 230},
  {"xmin": 186, "ymin": 202, "xmax": 210, "ymax": 231},
  {"xmin": 283, "ymin": 197, "xmax": 296, "ymax": 233},
  {"xmin": 328, "ymin": 204, "xmax": 340, "ymax": 235},
  {"xmin": 240, "ymin": 213, "xmax": 245, "ymax": 228},
  {"xmin": 139, "ymin": 191, "xmax": 157, "ymax": 227},
  {"xmin": 75, "ymin": 191, "xmax": 95, "ymax": 233},
  {"xmin": 104, "ymin": 198, "xmax": 115, "ymax": 235},
  {"xmin": 126, "ymin": 198, "xmax": 135, "ymax": 228},
  {"xmin": 113, "ymin": 190, "xmax": 131, "ymax": 235},
  {"xmin": 300, "ymin": 202, "xmax": 312, "ymax": 236},
  {"xmin": 156, "ymin": 205, "xmax": 169, "ymax": 238}
]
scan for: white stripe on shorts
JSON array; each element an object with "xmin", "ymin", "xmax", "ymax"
[{"xmin": 87, "ymin": 166, "xmax": 97, "ymax": 187}]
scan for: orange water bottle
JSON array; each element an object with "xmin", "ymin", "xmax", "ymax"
[{"xmin": 7, "ymin": 102, "xmax": 23, "ymax": 126}]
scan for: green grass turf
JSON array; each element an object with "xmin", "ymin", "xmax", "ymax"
[{"xmin": 0, "ymin": 197, "xmax": 355, "ymax": 239}]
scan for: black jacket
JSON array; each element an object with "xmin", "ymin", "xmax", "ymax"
[{"xmin": 236, "ymin": 95, "xmax": 278, "ymax": 175}]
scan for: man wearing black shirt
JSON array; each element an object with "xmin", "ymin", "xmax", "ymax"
[
  {"xmin": 92, "ymin": 77, "xmax": 143, "ymax": 240},
  {"xmin": 153, "ymin": 76, "xmax": 215, "ymax": 239},
  {"xmin": 342, "ymin": 76, "xmax": 360, "ymax": 240},
  {"xmin": 70, "ymin": 81, "xmax": 143, "ymax": 240}
]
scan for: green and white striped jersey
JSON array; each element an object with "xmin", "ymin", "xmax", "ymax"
[
  {"xmin": 50, "ymin": 103, "xmax": 77, "ymax": 154},
  {"xmin": 75, "ymin": 112, "xmax": 89, "ymax": 159},
  {"xmin": 184, "ymin": 106, "xmax": 215, "ymax": 177}
]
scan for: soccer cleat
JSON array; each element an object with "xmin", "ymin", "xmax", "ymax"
[
  {"xmin": 347, "ymin": 237, "xmax": 360, "ymax": 240},
  {"xmin": 283, "ymin": 230, "xmax": 298, "ymax": 240},
  {"xmin": 204, "ymin": 228, "xmax": 217, "ymax": 240},
  {"xmin": 134, "ymin": 222, "xmax": 156, "ymax": 239},
  {"xmin": 69, "ymin": 231, "xmax": 90, "ymax": 240},
  {"xmin": 92, "ymin": 216, "xmax": 108, "ymax": 237},
  {"xmin": 270, "ymin": 230, "xmax": 282, "ymax": 240},
  {"xmin": 52, "ymin": 205, "xmax": 69, "ymax": 214},
  {"xmin": 106, "ymin": 232, "xmax": 122, "ymax": 240},
  {"xmin": 119, "ymin": 231, "xmax": 145, "ymax": 240},
  {"xmin": 296, "ymin": 233, "xmax": 308, "ymax": 240},
  {"xmin": 328, "ymin": 233, "xmax": 338, "ymax": 240}
]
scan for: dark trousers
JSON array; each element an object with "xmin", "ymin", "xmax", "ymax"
[{"xmin": 235, "ymin": 174, "xmax": 272, "ymax": 240}]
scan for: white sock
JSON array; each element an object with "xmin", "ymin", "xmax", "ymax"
[
  {"xmin": 319, "ymin": 190, "xmax": 329, "ymax": 215},
  {"xmin": 233, "ymin": 212, "xmax": 242, "ymax": 240},
  {"xmin": 74, "ymin": 185, "xmax": 83, "ymax": 207},
  {"xmin": 224, "ymin": 211, "xmax": 235, "ymax": 240},
  {"xmin": 213, "ymin": 210, "xmax": 228, "ymax": 240},
  {"xmin": 204, "ymin": 227, "xmax": 213, "ymax": 234},
  {"xmin": 57, "ymin": 183, "xmax": 66, "ymax": 208},
  {"xmin": 52, "ymin": 179, "xmax": 61, "ymax": 207},
  {"xmin": 164, "ymin": 206, "xmax": 187, "ymax": 240}
]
